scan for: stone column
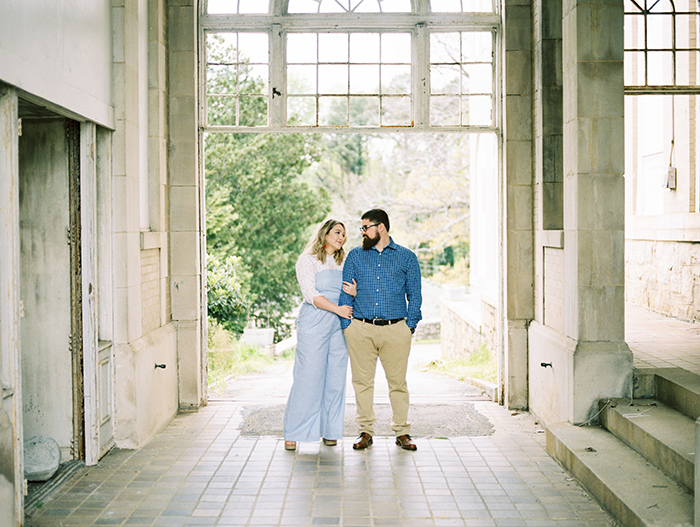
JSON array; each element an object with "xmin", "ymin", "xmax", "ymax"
[
  {"xmin": 554, "ymin": 0, "xmax": 631, "ymax": 423},
  {"xmin": 0, "ymin": 84, "xmax": 22, "ymax": 527},
  {"xmin": 503, "ymin": 0, "xmax": 534, "ymax": 410},
  {"xmin": 169, "ymin": 0, "xmax": 205, "ymax": 410}
]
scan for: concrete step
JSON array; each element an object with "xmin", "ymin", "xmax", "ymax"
[
  {"xmin": 600, "ymin": 398, "xmax": 695, "ymax": 492},
  {"xmin": 634, "ymin": 368, "xmax": 700, "ymax": 420},
  {"xmin": 547, "ymin": 422, "xmax": 693, "ymax": 527}
]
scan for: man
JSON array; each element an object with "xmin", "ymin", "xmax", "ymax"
[{"xmin": 339, "ymin": 208, "xmax": 422, "ymax": 451}]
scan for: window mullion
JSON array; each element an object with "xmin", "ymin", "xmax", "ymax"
[
  {"xmin": 414, "ymin": 24, "xmax": 430, "ymax": 127},
  {"xmin": 269, "ymin": 25, "xmax": 286, "ymax": 127}
]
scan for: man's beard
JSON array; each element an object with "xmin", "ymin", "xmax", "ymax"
[{"xmin": 362, "ymin": 233, "xmax": 380, "ymax": 250}]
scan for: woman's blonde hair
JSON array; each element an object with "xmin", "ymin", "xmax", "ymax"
[{"xmin": 303, "ymin": 219, "xmax": 346, "ymax": 265}]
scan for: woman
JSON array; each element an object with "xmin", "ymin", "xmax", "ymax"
[{"xmin": 283, "ymin": 219, "xmax": 355, "ymax": 450}]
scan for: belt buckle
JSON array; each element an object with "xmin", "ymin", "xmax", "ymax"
[{"xmin": 373, "ymin": 318, "xmax": 384, "ymax": 326}]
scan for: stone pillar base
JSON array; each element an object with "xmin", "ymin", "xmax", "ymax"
[{"xmin": 529, "ymin": 321, "xmax": 632, "ymax": 424}]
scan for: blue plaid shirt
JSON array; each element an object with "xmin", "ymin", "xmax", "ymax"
[{"xmin": 339, "ymin": 238, "xmax": 422, "ymax": 330}]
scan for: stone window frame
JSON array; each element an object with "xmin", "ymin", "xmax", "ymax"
[{"xmin": 199, "ymin": 0, "xmax": 502, "ymax": 133}]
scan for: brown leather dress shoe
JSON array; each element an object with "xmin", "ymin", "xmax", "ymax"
[
  {"xmin": 395, "ymin": 434, "xmax": 417, "ymax": 451},
  {"xmin": 353, "ymin": 432, "xmax": 373, "ymax": 450}
]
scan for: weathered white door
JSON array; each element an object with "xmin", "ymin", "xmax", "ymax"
[{"xmin": 81, "ymin": 123, "xmax": 115, "ymax": 464}]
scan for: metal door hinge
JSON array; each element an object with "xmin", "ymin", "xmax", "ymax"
[{"xmin": 17, "ymin": 118, "xmax": 22, "ymax": 136}]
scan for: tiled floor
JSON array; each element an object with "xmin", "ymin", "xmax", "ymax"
[
  {"xmin": 626, "ymin": 303, "xmax": 700, "ymax": 373},
  {"xmin": 25, "ymin": 401, "xmax": 616, "ymax": 527},
  {"xmin": 27, "ymin": 303, "xmax": 699, "ymax": 527}
]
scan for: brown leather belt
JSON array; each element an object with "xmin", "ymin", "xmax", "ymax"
[{"xmin": 355, "ymin": 317, "xmax": 404, "ymax": 326}]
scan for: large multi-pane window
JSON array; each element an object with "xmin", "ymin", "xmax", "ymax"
[
  {"xmin": 200, "ymin": 0, "xmax": 499, "ymax": 132},
  {"xmin": 623, "ymin": 0, "xmax": 700, "ymax": 214},
  {"xmin": 430, "ymin": 31, "xmax": 493, "ymax": 126},
  {"xmin": 624, "ymin": 0, "xmax": 700, "ymax": 91}
]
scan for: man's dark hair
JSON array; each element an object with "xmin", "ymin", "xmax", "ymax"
[{"xmin": 362, "ymin": 208, "xmax": 390, "ymax": 232}]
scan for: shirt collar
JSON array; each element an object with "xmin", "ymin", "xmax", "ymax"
[{"xmin": 369, "ymin": 236, "xmax": 397, "ymax": 252}]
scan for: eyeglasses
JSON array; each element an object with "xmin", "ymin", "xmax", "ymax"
[{"xmin": 359, "ymin": 223, "xmax": 380, "ymax": 233}]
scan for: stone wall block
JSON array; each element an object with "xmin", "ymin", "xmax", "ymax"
[
  {"xmin": 176, "ymin": 320, "xmax": 203, "ymax": 409},
  {"xmin": 563, "ymin": 241, "xmax": 580, "ymax": 337},
  {"xmin": 589, "ymin": 5, "xmax": 624, "ymax": 61},
  {"xmin": 113, "ymin": 287, "xmax": 129, "ymax": 344},
  {"xmin": 506, "ymin": 50, "xmax": 532, "ymax": 95},
  {"xmin": 112, "ymin": 6, "xmax": 126, "ymax": 63},
  {"xmin": 574, "ymin": 118, "xmax": 591, "ymax": 174},
  {"xmin": 610, "ymin": 117, "xmax": 624, "ymax": 175},
  {"xmin": 562, "ymin": 10, "xmax": 578, "ymax": 69},
  {"xmin": 170, "ymin": 275, "xmax": 201, "ymax": 321},
  {"xmin": 505, "ymin": 95, "xmax": 533, "ymax": 141},
  {"xmin": 124, "ymin": 120, "xmax": 141, "ymax": 179},
  {"xmin": 169, "ymin": 96, "xmax": 197, "ymax": 143},
  {"xmin": 562, "ymin": 70, "xmax": 578, "ymax": 125},
  {"xmin": 507, "ymin": 230, "xmax": 535, "ymax": 319},
  {"xmin": 626, "ymin": 240, "xmax": 700, "ymax": 322},
  {"xmin": 541, "ymin": 40, "xmax": 563, "ymax": 87},
  {"xmin": 578, "ymin": 174, "xmax": 624, "ymax": 230},
  {"xmin": 534, "ymin": 135, "xmax": 544, "ymax": 182},
  {"xmin": 113, "ymin": 232, "xmax": 142, "ymax": 289},
  {"xmin": 170, "ymin": 51, "xmax": 197, "ymax": 98},
  {"xmin": 112, "ymin": 175, "xmax": 128, "ymax": 233},
  {"xmin": 112, "ymin": 119, "xmax": 127, "ymax": 176},
  {"xmin": 169, "ymin": 186, "xmax": 199, "ymax": 232},
  {"xmin": 506, "ymin": 140, "xmax": 533, "ymax": 186},
  {"xmin": 543, "ymin": 134, "xmax": 563, "ymax": 182},
  {"xmin": 508, "ymin": 184, "xmax": 534, "ymax": 231},
  {"xmin": 113, "ymin": 63, "xmax": 127, "ymax": 123},
  {"xmin": 542, "ymin": 87, "xmax": 563, "ymax": 135},
  {"xmin": 168, "ymin": 5, "xmax": 195, "ymax": 53},
  {"xmin": 579, "ymin": 285, "xmax": 625, "ymax": 341},
  {"xmin": 505, "ymin": 5, "xmax": 533, "ymax": 51},
  {"xmin": 113, "ymin": 175, "xmax": 140, "ymax": 234},
  {"xmin": 148, "ymin": 90, "xmax": 165, "ymax": 137},
  {"xmin": 113, "ymin": 342, "xmax": 137, "ymax": 444},
  {"xmin": 578, "ymin": 229, "xmax": 625, "ymax": 287},
  {"xmin": 589, "ymin": 119, "xmax": 620, "ymax": 175},
  {"xmin": 169, "ymin": 142, "xmax": 198, "ymax": 187},
  {"xmin": 170, "ymin": 231, "xmax": 201, "ymax": 275},
  {"xmin": 506, "ymin": 320, "xmax": 529, "ymax": 409},
  {"xmin": 541, "ymin": 0, "xmax": 563, "ymax": 38},
  {"xmin": 542, "ymin": 182, "xmax": 563, "ymax": 229},
  {"xmin": 113, "ymin": 284, "xmax": 142, "ymax": 344},
  {"xmin": 577, "ymin": 62, "xmax": 623, "ymax": 119}
]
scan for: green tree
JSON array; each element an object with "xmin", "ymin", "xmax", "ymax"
[
  {"xmin": 206, "ymin": 253, "xmax": 250, "ymax": 334},
  {"xmin": 205, "ymin": 35, "xmax": 329, "ymax": 338}
]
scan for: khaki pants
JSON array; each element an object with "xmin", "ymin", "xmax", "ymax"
[{"xmin": 344, "ymin": 319, "xmax": 413, "ymax": 436}]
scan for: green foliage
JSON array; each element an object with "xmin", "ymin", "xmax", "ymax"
[
  {"xmin": 207, "ymin": 320, "xmax": 293, "ymax": 394},
  {"xmin": 206, "ymin": 253, "xmax": 250, "ymax": 334},
  {"xmin": 206, "ymin": 132, "xmax": 328, "ymax": 338},
  {"xmin": 425, "ymin": 344, "xmax": 496, "ymax": 384},
  {"xmin": 428, "ymin": 254, "xmax": 470, "ymax": 286},
  {"xmin": 205, "ymin": 36, "xmax": 329, "ymax": 339}
]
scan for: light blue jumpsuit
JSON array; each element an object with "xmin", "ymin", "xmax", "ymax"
[{"xmin": 284, "ymin": 268, "xmax": 348, "ymax": 442}]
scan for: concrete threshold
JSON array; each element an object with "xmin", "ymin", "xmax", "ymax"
[
  {"xmin": 547, "ymin": 422, "xmax": 693, "ymax": 527},
  {"xmin": 601, "ymin": 398, "xmax": 695, "ymax": 492}
]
